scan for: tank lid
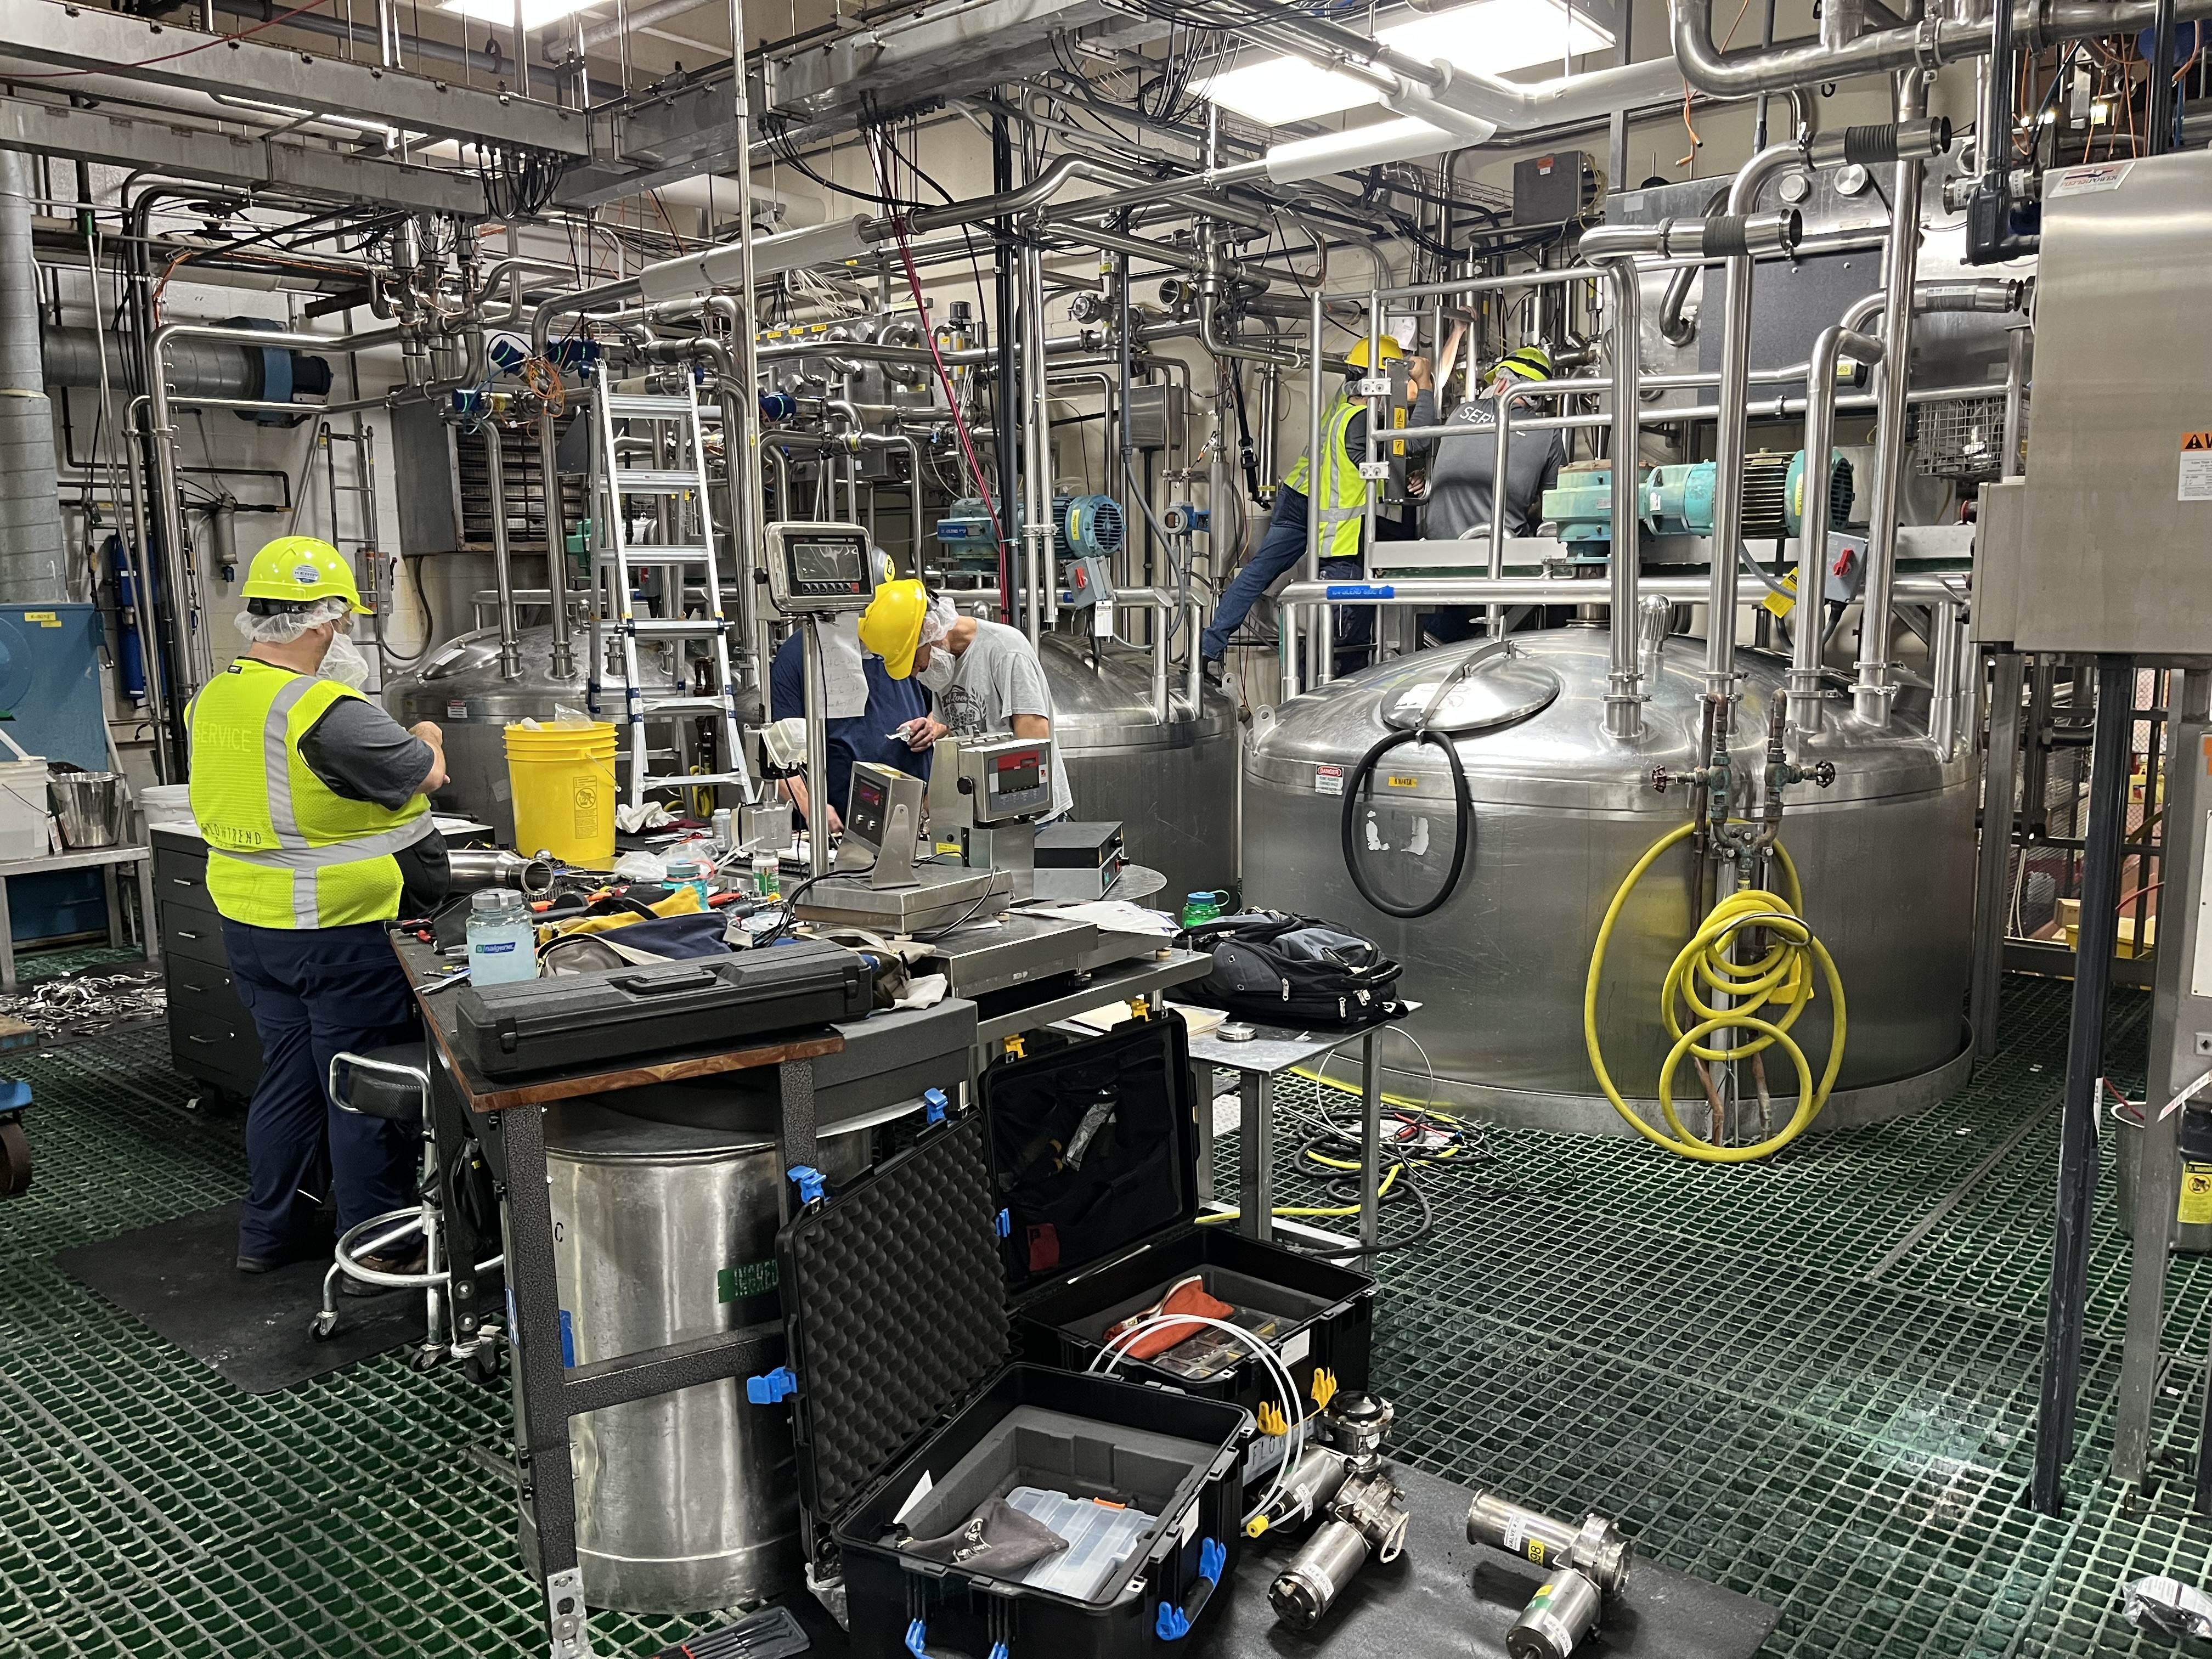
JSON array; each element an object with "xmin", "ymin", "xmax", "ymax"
[{"xmin": 1383, "ymin": 644, "xmax": 1561, "ymax": 735}]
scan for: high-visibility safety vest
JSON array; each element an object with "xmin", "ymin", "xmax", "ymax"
[
  {"xmin": 1280, "ymin": 397, "xmax": 1372, "ymax": 561},
  {"xmin": 188, "ymin": 659, "xmax": 434, "ymax": 930}
]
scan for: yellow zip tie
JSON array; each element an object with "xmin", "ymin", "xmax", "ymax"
[{"xmin": 1255, "ymin": 1401, "xmax": 1289, "ymax": 1437}]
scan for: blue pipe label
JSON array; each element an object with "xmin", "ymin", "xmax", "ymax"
[{"xmin": 1324, "ymin": 584, "xmax": 1394, "ymax": 600}]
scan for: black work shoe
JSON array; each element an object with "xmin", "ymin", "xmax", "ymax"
[
  {"xmin": 339, "ymin": 1274, "xmax": 404, "ymax": 1299},
  {"xmin": 1201, "ymin": 658, "xmax": 1226, "ymax": 689},
  {"xmin": 235, "ymin": 1254, "xmax": 286, "ymax": 1274}
]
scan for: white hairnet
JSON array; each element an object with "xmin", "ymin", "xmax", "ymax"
[
  {"xmin": 232, "ymin": 595, "xmax": 353, "ymax": 646},
  {"xmin": 918, "ymin": 596, "xmax": 955, "ymax": 652}
]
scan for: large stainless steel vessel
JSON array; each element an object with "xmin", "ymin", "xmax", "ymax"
[
  {"xmin": 523, "ymin": 1092, "xmax": 870, "ymax": 1613},
  {"xmin": 1243, "ymin": 625, "xmax": 1974, "ymax": 1133},
  {"xmin": 1040, "ymin": 634, "xmax": 1237, "ymax": 904},
  {"xmin": 383, "ymin": 624, "xmax": 761, "ymax": 842}
]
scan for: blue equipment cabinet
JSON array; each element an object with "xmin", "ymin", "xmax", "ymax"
[{"xmin": 0, "ymin": 603, "xmax": 115, "ymax": 945}]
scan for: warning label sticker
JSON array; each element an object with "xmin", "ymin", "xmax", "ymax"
[
  {"xmin": 1385, "ymin": 775, "xmax": 1420, "ymax": 789},
  {"xmin": 2182, "ymin": 1163, "xmax": 2212, "ymax": 1227},
  {"xmin": 1314, "ymin": 764, "xmax": 1344, "ymax": 797},
  {"xmin": 2182, "ymin": 432, "xmax": 2212, "ymax": 502}
]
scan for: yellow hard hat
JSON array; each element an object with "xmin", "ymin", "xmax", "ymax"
[
  {"xmin": 242, "ymin": 535, "xmax": 369, "ymax": 614},
  {"xmin": 1344, "ymin": 336, "xmax": 1404, "ymax": 370},
  {"xmin": 1490, "ymin": 345, "xmax": 1553, "ymax": 383},
  {"xmin": 859, "ymin": 579, "xmax": 929, "ymax": 679}
]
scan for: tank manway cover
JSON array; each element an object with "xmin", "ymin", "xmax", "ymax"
[{"xmin": 1383, "ymin": 654, "xmax": 1562, "ymax": 733}]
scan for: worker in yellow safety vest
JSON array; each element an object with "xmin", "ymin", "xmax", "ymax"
[
  {"xmin": 1200, "ymin": 335, "xmax": 1434, "ymax": 676},
  {"xmin": 188, "ymin": 537, "xmax": 452, "ymax": 1278}
]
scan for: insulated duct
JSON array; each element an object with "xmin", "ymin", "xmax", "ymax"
[
  {"xmin": 42, "ymin": 328, "xmax": 256, "ymax": 398},
  {"xmin": 0, "ymin": 150, "xmax": 64, "ymax": 605}
]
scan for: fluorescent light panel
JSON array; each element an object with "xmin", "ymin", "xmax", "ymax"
[
  {"xmin": 442, "ymin": 0, "xmax": 598, "ymax": 30},
  {"xmin": 1198, "ymin": 0, "xmax": 1613, "ymax": 127}
]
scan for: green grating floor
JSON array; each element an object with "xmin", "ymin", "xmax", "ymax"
[{"xmin": 1, "ymin": 970, "xmax": 2209, "ymax": 1657}]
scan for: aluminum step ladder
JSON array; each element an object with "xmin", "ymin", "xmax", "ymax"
[{"xmin": 588, "ymin": 364, "xmax": 755, "ymax": 811}]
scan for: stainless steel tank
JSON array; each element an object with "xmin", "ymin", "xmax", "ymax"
[
  {"xmin": 521, "ymin": 1090, "xmax": 872, "ymax": 1613},
  {"xmin": 383, "ymin": 624, "xmax": 761, "ymax": 842},
  {"xmin": 1039, "ymin": 633, "xmax": 1237, "ymax": 905},
  {"xmin": 1243, "ymin": 625, "xmax": 1975, "ymax": 1134}
]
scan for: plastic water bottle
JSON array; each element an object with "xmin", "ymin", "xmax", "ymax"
[
  {"xmin": 667, "ymin": 853, "xmax": 714, "ymax": 906},
  {"xmin": 1180, "ymin": 890, "xmax": 1228, "ymax": 928},
  {"xmin": 466, "ymin": 888, "xmax": 537, "ymax": 984}
]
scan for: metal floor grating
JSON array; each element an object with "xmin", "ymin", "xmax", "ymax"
[{"xmin": 2, "ymin": 972, "xmax": 2210, "ymax": 1656}]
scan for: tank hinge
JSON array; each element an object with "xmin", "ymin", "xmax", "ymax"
[
  {"xmin": 746, "ymin": 1365, "xmax": 799, "ymax": 1404},
  {"xmin": 787, "ymin": 1165, "xmax": 826, "ymax": 1205}
]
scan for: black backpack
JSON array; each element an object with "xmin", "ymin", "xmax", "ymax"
[{"xmin": 1178, "ymin": 910, "xmax": 1407, "ymax": 1029}]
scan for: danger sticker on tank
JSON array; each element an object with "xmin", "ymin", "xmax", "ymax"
[
  {"xmin": 1314, "ymin": 764, "xmax": 1345, "ymax": 796},
  {"xmin": 2182, "ymin": 433, "xmax": 2212, "ymax": 503}
]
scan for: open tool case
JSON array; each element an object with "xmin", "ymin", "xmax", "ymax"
[
  {"xmin": 777, "ymin": 1040, "xmax": 1251, "ymax": 1659},
  {"xmin": 995, "ymin": 1015, "xmax": 1375, "ymax": 1476}
]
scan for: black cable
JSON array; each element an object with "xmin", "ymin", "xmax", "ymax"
[{"xmin": 1340, "ymin": 726, "xmax": 1472, "ymax": 919}]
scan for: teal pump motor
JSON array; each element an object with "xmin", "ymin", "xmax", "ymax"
[{"xmin": 1643, "ymin": 449, "xmax": 1854, "ymax": 539}]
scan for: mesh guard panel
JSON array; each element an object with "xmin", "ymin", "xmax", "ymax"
[{"xmin": 783, "ymin": 1114, "xmax": 1010, "ymax": 1520}]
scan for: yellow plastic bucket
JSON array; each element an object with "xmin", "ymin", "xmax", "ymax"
[{"xmin": 504, "ymin": 721, "xmax": 619, "ymax": 866}]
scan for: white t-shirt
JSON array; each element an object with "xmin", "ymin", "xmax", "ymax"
[{"xmin": 930, "ymin": 620, "xmax": 1073, "ymax": 818}]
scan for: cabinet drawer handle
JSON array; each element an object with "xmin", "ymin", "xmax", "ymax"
[
  {"xmin": 174, "ymin": 929, "xmax": 201, "ymax": 942},
  {"xmin": 184, "ymin": 1033, "xmax": 227, "ymax": 1046},
  {"xmin": 168, "ymin": 876, "xmax": 196, "ymax": 887}
]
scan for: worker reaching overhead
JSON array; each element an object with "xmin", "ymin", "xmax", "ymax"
[
  {"xmin": 1200, "ymin": 335, "xmax": 1435, "ymax": 679},
  {"xmin": 187, "ymin": 537, "xmax": 450, "ymax": 1282}
]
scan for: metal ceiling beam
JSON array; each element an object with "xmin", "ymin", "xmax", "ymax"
[
  {"xmin": 0, "ymin": 98, "xmax": 489, "ymax": 217},
  {"xmin": 554, "ymin": 0, "xmax": 1164, "ymax": 207},
  {"xmin": 8, "ymin": 3, "xmax": 589, "ymax": 157}
]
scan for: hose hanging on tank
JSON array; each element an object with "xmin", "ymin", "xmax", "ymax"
[
  {"xmin": 1583, "ymin": 823, "xmax": 1849, "ymax": 1163},
  {"xmin": 1339, "ymin": 726, "xmax": 1472, "ymax": 919}
]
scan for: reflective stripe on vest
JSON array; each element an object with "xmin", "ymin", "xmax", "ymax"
[
  {"xmin": 188, "ymin": 660, "xmax": 433, "ymax": 929},
  {"xmin": 1307, "ymin": 398, "xmax": 1372, "ymax": 562}
]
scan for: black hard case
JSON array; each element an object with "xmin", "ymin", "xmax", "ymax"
[
  {"xmin": 989, "ymin": 1018, "xmax": 1376, "ymax": 1448},
  {"xmin": 452, "ymin": 938, "xmax": 871, "ymax": 1075},
  {"xmin": 777, "ymin": 1077, "xmax": 1250, "ymax": 1659}
]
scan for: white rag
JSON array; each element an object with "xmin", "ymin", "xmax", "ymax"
[{"xmin": 813, "ymin": 614, "xmax": 871, "ymax": 720}]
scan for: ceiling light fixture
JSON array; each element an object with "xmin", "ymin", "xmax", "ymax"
[
  {"xmin": 1197, "ymin": 0, "xmax": 1613, "ymax": 128},
  {"xmin": 441, "ymin": 0, "xmax": 600, "ymax": 31}
]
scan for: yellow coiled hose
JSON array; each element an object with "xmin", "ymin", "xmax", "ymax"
[{"xmin": 1583, "ymin": 822, "xmax": 1849, "ymax": 1163}]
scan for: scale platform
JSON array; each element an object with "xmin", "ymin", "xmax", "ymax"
[
  {"xmin": 922, "ymin": 911, "xmax": 1167, "ymax": 998},
  {"xmin": 791, "ymin": 863, "xmax": 1011, "ymax": 934}
]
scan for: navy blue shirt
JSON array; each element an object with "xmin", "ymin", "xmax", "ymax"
[{"xmin": 768, "ymin": 633, "xmax": 931, "ymax": 827}]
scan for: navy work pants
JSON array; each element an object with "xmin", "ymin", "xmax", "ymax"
[
  {"xmin": 1201, "ymin": 486, "xmax": 1403, "ymax": 664},
  {"xmin": 222, "ymin": 918, "xmax": 419, "ymax": 1261}
]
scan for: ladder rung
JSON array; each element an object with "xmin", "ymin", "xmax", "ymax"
[
  {"xmin": 636, "ymin": 695, "xmax": 733, "ymax": 713},
  {"xmin": 626, "ymin": 617, "xmax": 727, "ymax": 636},
  {"xmin": 639, "ymin": 772, "xmax": 752, "ymax": 789},
  {"xmin": 614, "ymin": 470, "xmax": 699, "ymax": 494},
  {"xmin": 601, "ymin": 545, "xmax": 713, "ymax": 564},
  {"xmin": 602, "ymin": 393, "xmax": 695, "ymax": 418}
]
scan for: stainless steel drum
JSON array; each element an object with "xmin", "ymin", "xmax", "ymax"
[
  {"xmin": 520, "ymin": 1091, "xmax": 871, "ymax": 1613},
  {"xmin": 382, "ymin": 624, "xmax": 762, "ymax": 843},
  {"xmin": 1039, "ymin": 633, "xmax": 1237, "ymax": 904},
  {"xmin": 1243, "ymin": 625, "xmax": 1976, "ymax": 1133}
]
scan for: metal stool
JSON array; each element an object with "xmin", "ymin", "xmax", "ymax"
[{"xmin": 314, "ymin": 1041, "xmax": 504, "ymax": 1376}]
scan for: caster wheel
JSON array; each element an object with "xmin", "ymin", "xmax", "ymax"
[
  {"xmin": 462, "ymin": 1346, "xmax": 504, "ymax": 1388},
  {"xmin": 309, "ymin": 1312, "xmax": 339, "ymax": 1342},
  {"xmin": 409, "ymin": 1346, "xmax": 443, "ymax": 1373}
]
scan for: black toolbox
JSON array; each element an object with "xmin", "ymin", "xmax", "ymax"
[
  {"xmin": 991, "ymin": 1016, "xmax": 1376, "ymax": 1487},
  {"xmin": 777, "ymin": 1085, "xmax": 1252, "ymax": 1659},
  {"xmin": 453, "ymin": 938, "xmax": 872, "ymax": 1075}
]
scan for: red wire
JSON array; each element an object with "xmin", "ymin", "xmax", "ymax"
[
  {"xmin": 871, "ymin": 138, "xmax": 1009, "ymax": 617},
  {"xmin": 10, "ymin": 0, "xmax": 338, "ymax": 79}
]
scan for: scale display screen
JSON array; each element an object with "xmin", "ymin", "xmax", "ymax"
[
  {"xmin": 990, "ymin": 752, "xmax": 1042, "ymax": 802},
  {"xmin": 845, "ymin": 769, "xmax": 889, "ymax": 849},
  {"xmin": 765, "ymin": 522, "xmax": 876, "ymax": 614}
]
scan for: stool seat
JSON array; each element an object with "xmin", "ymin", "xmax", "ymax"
[{"xmin": 334, "ymin": 1042, "xmax": 430, "ymax": 1126}]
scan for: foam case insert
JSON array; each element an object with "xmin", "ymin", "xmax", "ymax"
[
  {"xmin": 778, "ymin": 1108, "xmax": 1250, "ymax": 1659},
  {"xmin": 987, "ymin": 1015, "xmax": 1375, "ymax": 1448}
]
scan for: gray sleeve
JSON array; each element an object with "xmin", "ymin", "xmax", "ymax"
[
  {"xmin": 297, "ymin": 697, "xmax": 435, "ymax": 810},
  {"xmin": 1406, "ymin": 387, "xmax": 1438, "ymax": 459},
  {"xmin": 998, "ymin": 640, "xmax": 1056, "ymax": 723}
]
